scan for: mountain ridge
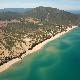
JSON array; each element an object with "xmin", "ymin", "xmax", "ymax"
[{"xmin": 0, "ymin": 6, "xmax": 79, "ymax": 25}]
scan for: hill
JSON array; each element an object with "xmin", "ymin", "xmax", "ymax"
[
  {"xmin": 0, "ymin": 8, "xmax": 32, "ymax": 13},
  {"xmin": 0, "ymin": 6, "xmax": 79, "ymax": 25},
  {"xmin": 66, "ymin": 10, "xmax": 80, "ymax": 14},
  {"xmin": 25, "ymin": 6, "xmax": 78, "ymax": 25}
]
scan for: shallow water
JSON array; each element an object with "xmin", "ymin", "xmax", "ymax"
[{"xmin": 0, "ymin": 27, "xmax": 80, "ymax": 80}]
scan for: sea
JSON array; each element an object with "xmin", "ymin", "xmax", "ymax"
[{"xmin": 0, "ymin": 27, "xmax": 80, "ymax": 80}]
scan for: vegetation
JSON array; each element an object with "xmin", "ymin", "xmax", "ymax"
[{"xmin": 0, "ymin": 6, "xmax": 79, "ymax": 66}]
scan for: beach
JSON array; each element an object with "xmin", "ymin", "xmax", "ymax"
[{"xmin": 0, "ymin": 26, "xmax": 78, "ymax": 73}]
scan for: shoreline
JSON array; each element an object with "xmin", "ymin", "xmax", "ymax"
[{"xmin": 0, "ymin": 26, "xmax": 78, "ymax": 73}]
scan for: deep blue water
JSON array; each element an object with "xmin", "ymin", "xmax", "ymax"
[{"xmin": 0, "ymin": 27, "xmax": 80, "ymax": 80}]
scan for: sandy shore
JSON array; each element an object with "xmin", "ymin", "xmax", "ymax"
[{"xmin": 0, "ymin": 26, "xmax": 78, "ymax": 73}]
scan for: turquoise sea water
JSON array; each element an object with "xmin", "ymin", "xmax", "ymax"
[{"xmin": 0, "ymin": 27, "xmax": 80, "ymax": 80}]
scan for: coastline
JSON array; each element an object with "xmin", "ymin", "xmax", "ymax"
[{"xmin": 0, "ymin": 26, "xmax": 78, "ymax": 73}]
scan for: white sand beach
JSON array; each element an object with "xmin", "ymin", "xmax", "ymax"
[{"xmin": 0, "ymin": 26, "xmax": 78, "ymax": 73}]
